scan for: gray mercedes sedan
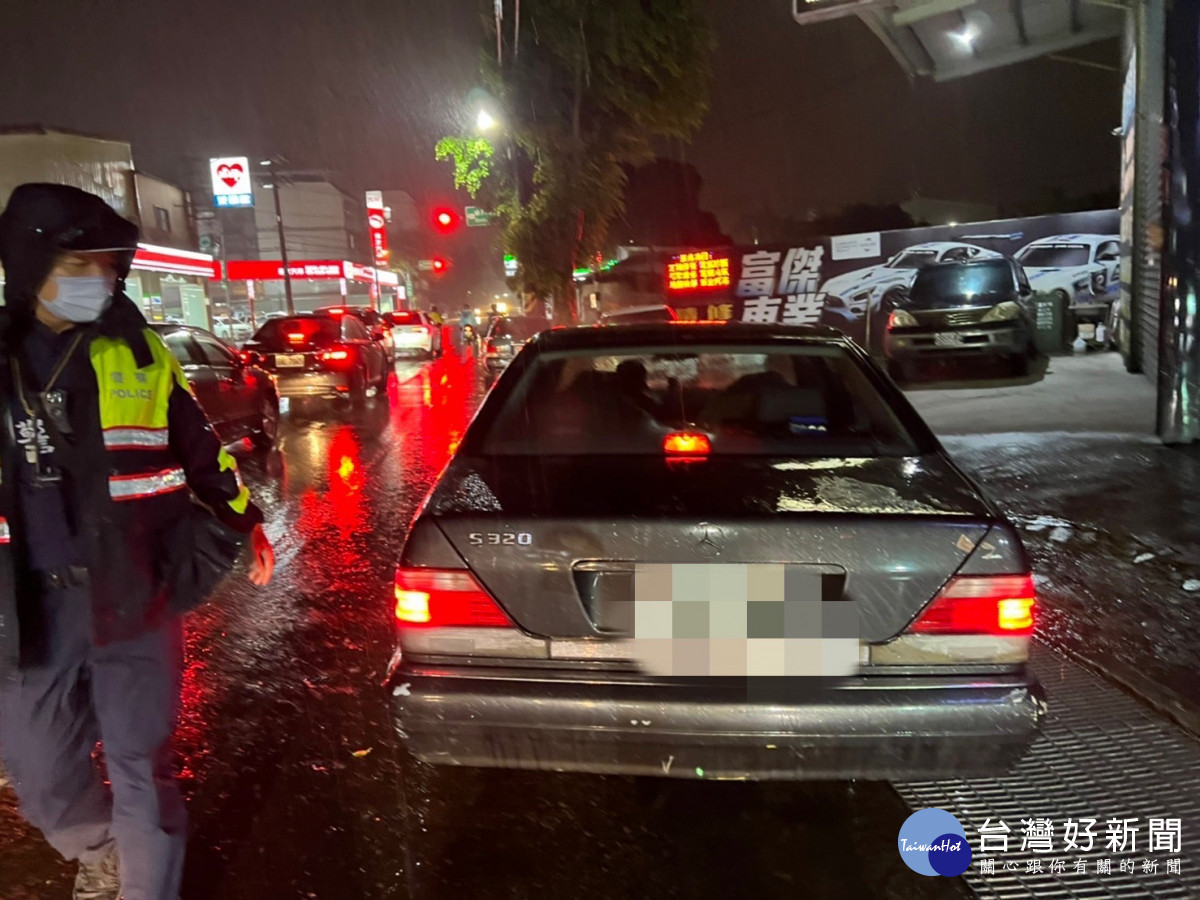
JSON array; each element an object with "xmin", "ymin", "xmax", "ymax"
[{"xmin": 387, "ymin": 323, "xmax": 1044, "ymax": 781}]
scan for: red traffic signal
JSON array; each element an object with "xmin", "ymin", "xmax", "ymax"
[
  {"xmin": 431, "ymin": 256, "xmax": 449, "ymax": 274},
  {"xmin": 432, "ymin": 208, "xmax": 461, "ymax": 234}
]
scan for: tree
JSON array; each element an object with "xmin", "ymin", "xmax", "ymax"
[{"xmin": 437, "ymin": 0, "xmax": 713, "ymax": 319}]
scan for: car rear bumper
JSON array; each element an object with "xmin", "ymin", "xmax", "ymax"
[
  {"xmin": 274, "ymin": 370, "xmax": 350, "ymax": 398},
  {"xmin": 393, "ymin": 333, "xmax": 433, "ymax": 354},
  {"xmin": 886, "ymin": 324, "xmax": 1029, "ymax": 360},
  {"xmin": 484, "ymin": 355, "xmax": 513, "ymax": 371},
  {"xmin": 390, "ymin": 665, "xmax": 1044, "ymax": 780}
]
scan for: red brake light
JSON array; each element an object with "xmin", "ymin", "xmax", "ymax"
[
  {"xmin": 663, "ymin": 431, "xmax": 711, "ymax": 456},
  {"xmin": 393, "ymin": 568, "xmax": 512, "ymax": 627},
  {"xmin": 322, "ymin": 349, "xmax": 350, "ymax": 361},
  {"xmin": 287, "ymin": 332, "xmax": 306, "ymax": 344},
  {"xmin": 907, "ymin": 575, "xmax": 1036, "ymax": 636}
]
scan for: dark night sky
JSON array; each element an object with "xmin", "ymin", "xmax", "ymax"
[{"xmin": 0, "ymin": 0, "xmax": 1120, "ymax": 230}]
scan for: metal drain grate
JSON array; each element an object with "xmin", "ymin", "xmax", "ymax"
[{"xmin": 895, "ymin": 643, "xmax": 1200, "ymax": 899}]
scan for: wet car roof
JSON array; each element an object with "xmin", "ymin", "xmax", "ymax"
[{"xmin": 529, "ymin": 322, "xmax": 850, "ymax": 352}]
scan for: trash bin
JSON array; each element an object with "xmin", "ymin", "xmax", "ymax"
[{"xmin": 1032, "ymin": 292, "xmax": 1070, "ymax": 354}]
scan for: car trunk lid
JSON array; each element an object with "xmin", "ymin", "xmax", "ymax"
[{"xmin": 426, "ymin": 455, "xmax": 996, "ymax": 643}]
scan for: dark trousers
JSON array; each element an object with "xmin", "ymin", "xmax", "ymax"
[{"xmin": 0, "ymin": 586, "xmax": 186, "ymax": 900}]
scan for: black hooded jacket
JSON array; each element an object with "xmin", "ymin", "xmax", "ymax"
[{"xmin": 0, "ymin": 184, "xmax": 262, "ymax": 672}]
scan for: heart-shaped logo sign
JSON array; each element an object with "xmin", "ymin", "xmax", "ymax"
[{"xmin": 217, "ymin": 162, "xmax": 244, "ymax": 189}]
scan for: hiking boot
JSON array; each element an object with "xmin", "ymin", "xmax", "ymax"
[{"xmin": 73, "ymin": 845, "xmax": 120, "ymax": 900}]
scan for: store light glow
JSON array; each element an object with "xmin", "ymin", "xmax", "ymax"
[{"xmin": 667, "ymin": 251, "xmax": 731, "ymax": 292}]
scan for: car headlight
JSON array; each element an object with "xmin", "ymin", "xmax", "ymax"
[
  {"xmin": 889, "ymin": 309, "xmax": 918, "ymax": 328},
  {"xmin": 981, "ymin": 301, "xmax": 1021, "ymax": 323}
]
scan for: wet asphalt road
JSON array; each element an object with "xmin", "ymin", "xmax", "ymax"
[{"xmin": 0, "ymin": 348, "xmax": 971, "ymax": 900}]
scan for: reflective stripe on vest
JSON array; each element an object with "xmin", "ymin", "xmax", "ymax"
[
  {"xmin": 109, "ymin": 467, "xmax": 187, "ymax": 502},
  {"xmin": 103, "ymin": 427, "xmax": 171, "ymax": 451}
]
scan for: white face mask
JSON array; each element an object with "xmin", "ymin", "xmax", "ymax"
[{"xmin": 40, "ymin": 275, "xmax": 115, "ymax": 323}]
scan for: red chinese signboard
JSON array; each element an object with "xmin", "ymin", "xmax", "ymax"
[
  {"xmin": 224, "ymin": 260, "xmax": 345, "ymax": 280},
  {"xmin": 366, "ymin": 190, "xmax": 390, "ymax": 269}
]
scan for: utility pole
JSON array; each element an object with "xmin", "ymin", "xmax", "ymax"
[
  {"xmin": 271, "ymin": 179, "xmax": 294, "ymax": 316},
  {"xmin": 260, "ymin": 159, "xmax": 295, "ymax": 316}
]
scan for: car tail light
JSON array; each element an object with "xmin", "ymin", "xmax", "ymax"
[
  {"xmin": 287, "ymin": 332, "xmax": 306, "ymax": 344},
  {"xmin": 393, "ymin": 568, "xmax": 512, "ymax": 627},
  {"xmin": 485, "ymin": 339, "xmax": 498, "ymax": 356},
  {"xmin": 907, "ymin": 574, "xmax": 1036, "ymax": 636},
  {"xmin": 320, "ymin": 346, "xmax": 355, "ymax": 369},
  {"xmin": 663, "ymin": 430, "xmax": 711, "ymax": 456}
]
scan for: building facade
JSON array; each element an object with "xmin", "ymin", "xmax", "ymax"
[{"xmin": 0, "ymin": 126, "xmax": 215, "ymax": 329}]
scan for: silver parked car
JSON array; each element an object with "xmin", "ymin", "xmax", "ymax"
[{"xmin": 388, "ymin": 322, "xmax": 1044, "ymax": 781}]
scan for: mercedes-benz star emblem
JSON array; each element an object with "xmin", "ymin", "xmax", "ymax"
[{"xmin": 695, "ymin": 523, "xmax": 722, "ymax": 557}]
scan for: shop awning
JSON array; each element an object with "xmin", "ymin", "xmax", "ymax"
[{"xmin": 132, "ymin": 243, "xmax": 217, "ymax": 278}]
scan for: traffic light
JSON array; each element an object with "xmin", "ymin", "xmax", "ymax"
[
  {"xmin": 432, "ymin": 207, "xmax": 461, "ymax": 234},
  {"xmin": 431, "ymin": 256, "xmax": 450, "ymax": 275}
]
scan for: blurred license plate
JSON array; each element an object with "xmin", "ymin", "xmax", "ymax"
[
  {"xmin": 619, "ymin": 563, "xmax": 859, "ymax": 677},
  {"xmin": 275, "ymin": 354, "xmax": 305, "ymax": 367},
  {"xmin": 934, "ymin": 332, "xmax": 964, "ymax": 347}
]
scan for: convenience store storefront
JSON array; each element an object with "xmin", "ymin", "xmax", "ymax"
[
  {"xmin": 126, "ymin": 243, "xmax": 217, "ymax": 326},
  {"xmin": 218, "ymin": 259, "xmax": 403, "ymax": 316}
]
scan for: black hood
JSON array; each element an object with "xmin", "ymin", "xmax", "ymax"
[{"xmin": 0, "ymin": 184, "xmax": 148, "ymax": 358}]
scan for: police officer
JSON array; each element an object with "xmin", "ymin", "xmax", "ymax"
[{"xmin": 0, "ymin": 184, "xmax": 275, "ymax": 900}]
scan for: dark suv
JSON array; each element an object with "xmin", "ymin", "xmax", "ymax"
[
  {"xmin": 884, "ymin": 257, "xmax": 1036, "ymax": 380},
  {"xmin": 243, "ymin": 313, "xmax": 390, "ymax": 410}
]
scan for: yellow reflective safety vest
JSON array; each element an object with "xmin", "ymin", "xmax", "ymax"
[{"xmin": 0, "ymin": 325, "xmax": 262, "ymax": 668}]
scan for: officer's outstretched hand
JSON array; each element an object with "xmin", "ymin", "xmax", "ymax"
[{"xmin": 249, "ymin": 524, "xmax": 275, "ymax": 586}]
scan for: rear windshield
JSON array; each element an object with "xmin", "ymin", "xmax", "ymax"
[
  {"xmin": 491, "ymin": 317, "xmax": 550, "ymax": 341},
  {"xmin": 477, "ymin": 345, "xmax": 919, "ymax": 457},
  {"xmin": 353, "ymin": 309, "xmax": 381, "ymax": 327},
  {"xmin": 908, "ymin": 262, "xmax": 1013, "ymax": 307},
  {"xmin": 250, "ymin": 318, "xmax": 340, "ymax": 350}
]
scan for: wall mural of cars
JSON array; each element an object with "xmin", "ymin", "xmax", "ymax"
[
  {"xmin": 653, "ymin": 209, "xmax": 1119, "ymax": 352},
  {"xmin": 819, "ymin": 241, "xmax": 1003, "ymax": 318},
  {"xmin": 1014, "ymin": 234, "xmax": 1122, "ymax": 313}
]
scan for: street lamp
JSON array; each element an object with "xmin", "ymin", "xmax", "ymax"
[
  {"xmin": 950, "ymin": 24, "xmax": 978, "ymax": 50},
  {"xmin": 476, "ymin": 109, "xmax": 497, "ymax": 132},
  {"xmin": 260, "ymin": 159, "xmax": 295, "ymax": 316}
]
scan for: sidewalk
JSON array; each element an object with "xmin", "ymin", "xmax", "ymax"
[
  {"xmin": 905, "ymin": 350, "xmax": 1157, "ymax": 435},
  {"xmin": 905, "ymin": 352, "xmax": 1200, "ymax": 734}
]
